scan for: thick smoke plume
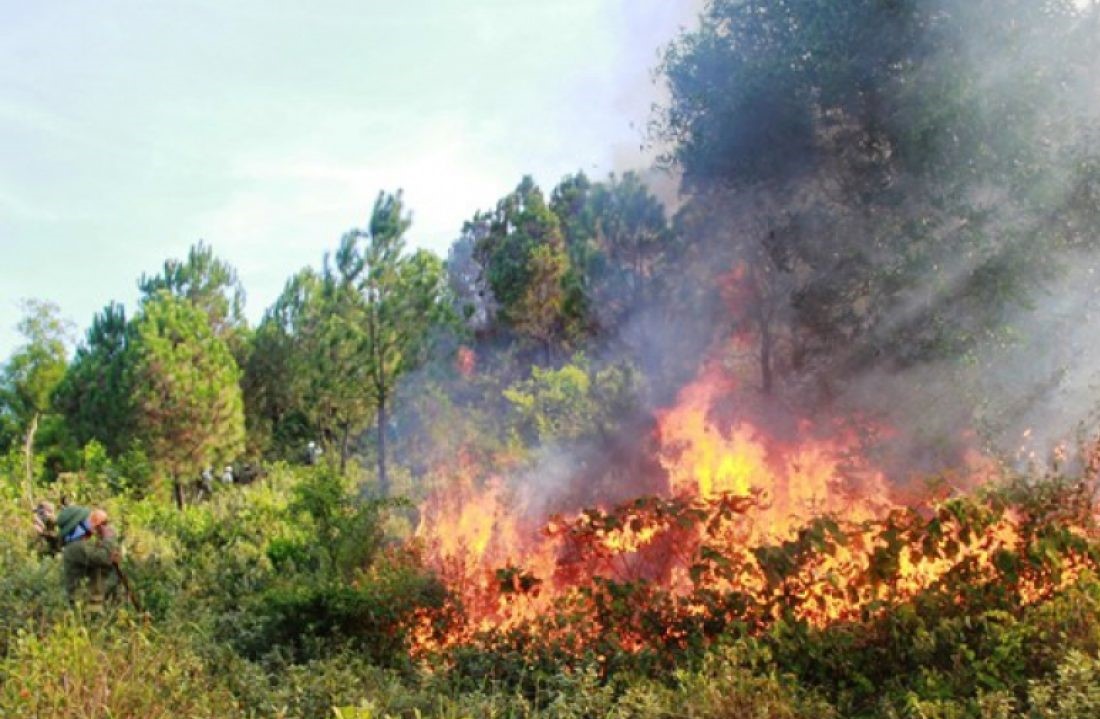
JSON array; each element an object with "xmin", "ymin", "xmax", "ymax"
[
  {"xmin": 399, "ymin": 1, "xmax": 1100, "ymax": 537},
  {"xmin": 636, "ymin": 0, "xmax": 1100, "ymax": 482}
]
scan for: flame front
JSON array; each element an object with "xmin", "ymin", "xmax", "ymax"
[{"xmin": 411, "ymin": 366, "xmax": 1097, "ymax": 657}]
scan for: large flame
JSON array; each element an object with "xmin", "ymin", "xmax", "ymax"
[
  {"xmin": 411, "ymin": 359, "xmax": 1096, "ymax": 656},
  {"xmin": 656, "ymin": 364, "xmax": 894, "ymax": 535}
]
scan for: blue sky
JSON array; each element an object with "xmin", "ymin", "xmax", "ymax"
[{"xmin": 0, "ymin": 0, "xmax": 696, "ymax": 357}]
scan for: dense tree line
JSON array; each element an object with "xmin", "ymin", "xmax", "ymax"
[{"xmin": 0, "ymin": 165, "xmax": 679, "ymax": 506}]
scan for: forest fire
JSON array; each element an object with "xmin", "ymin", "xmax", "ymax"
[
  {"xmin": 655, "ymin": 363, "xmax": 896, "ymax": 534},
  {"xmin": 412, "ymin": 360, "xmax": 1099, "ymax": 657}
]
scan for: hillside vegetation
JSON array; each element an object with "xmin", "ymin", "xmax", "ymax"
[
  {"xmin": 5, "ymin": 1, "xmax": 1100, "ymax": 717},
  {"xmin": 3, "ymin": 462, "xmax": 1100, "ymax": 718}
]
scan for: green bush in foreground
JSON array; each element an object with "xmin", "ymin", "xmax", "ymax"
[
  {"xmin": 334, "ymin": 642, "xmax": 835, "ymax": 719},
  {"xmin": 0, "ymin": 615, "xmax": 240, "ymax": 718}
]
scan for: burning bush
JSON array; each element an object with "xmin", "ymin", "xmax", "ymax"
[{"xmin": 405, "ymin": 474, "xmax": 1100, "ymax": 716}]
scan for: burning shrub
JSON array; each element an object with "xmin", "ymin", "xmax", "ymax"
[{"xmin": 409, "ymin": 473, "xmax": 1100, "ymax": 716}]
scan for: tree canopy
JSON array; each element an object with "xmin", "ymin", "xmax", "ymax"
[
  {"xmin": 659, "ymin": 0, "xmax": 1100, "ymax": 402},
  {"xmin": 329, "ymin": 191, "xmax": 453, "ymax": 491},
  {"xmin": 126, "ymin": 292, "xmax": 245, "ymax": 504}
]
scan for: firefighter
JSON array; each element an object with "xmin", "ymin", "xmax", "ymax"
[
  {"xmin": 306, "ymin": 440, "xmax": 323, "ymax": 466},
  {"xmin": 196, "ymin": 466, "xmax": 215, "ymax": 500},
  {"xmin": 57, "ymin": 505, "xmax": 120, "ymax": 612}
]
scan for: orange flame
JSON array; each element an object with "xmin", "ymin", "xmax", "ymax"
[
  {"xmin": 656, "ymin": 367, "xmax": 894, "ymax": 539},
  {"xmin": 411, "ymin": 362, "xmax": 1096, "ymax": 657}
]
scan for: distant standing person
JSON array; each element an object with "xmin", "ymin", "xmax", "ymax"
[
  {"xmin": 57, "ymin": 505, "xmax": 120, "ymax": 612},
  {"xmin": 221, "ymin": 464, "xmax": 234, "ymax": 484},
  {"xmin": 197, "ymin": 466, "xmax": 215, "ymax": 500},
  {"xmin": 306, "ymin": 440, "xmax": 323, "ymax": 466}
]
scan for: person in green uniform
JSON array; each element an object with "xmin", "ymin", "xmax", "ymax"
[
  {"xmin": 31, "ymin": 500, "xmax": 61, "ymax": 556},
  {"xmin": 57, "ymin": 505, "xmax": 120, "ymax": 612}
]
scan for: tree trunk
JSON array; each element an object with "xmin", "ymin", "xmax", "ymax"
[
  {"xmin": 376, "ymin": 395, "xmax": 388, "ymax": 495},
  {"xmin": 23, "ymin": 412, "xmax": 39, "ymax": 508},
  {"xmin": 748, "ymin": 261, "xmax": 774, "ymax": 396},
  {"xmin": 173, "ymin": 477, "xmax": 185, "ymax": 511},
  {"xmin": 339, "ymin": 423, "xmax": 350, "ymax": 476}
]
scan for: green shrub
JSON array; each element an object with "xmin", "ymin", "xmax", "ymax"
[
  {"xmin": 247, "ymin": 555, "xmax": 447, "ymax": 666},
  {"xmin": 1028, "ymin": 650, "xmax": 1100, "ymax": 719},
  {"xmin": 0, "ymin": 616, "xmax": 240, "ymax": 718}
]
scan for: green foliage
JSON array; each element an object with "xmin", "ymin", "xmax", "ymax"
[
  {"xmin": 127, "ymin": 292, "xmax": 245, "ymax": 496},
  {"xmin": 474, "ymin": 177, "xmax": 565, "ymax": 320},
  {"xmin": 0, "ymin": 616, "xmax": 241, "ymax": 717},
  {"xmin": 242, "ymin": 269, "xmax": 325, "ymax": 459},
  {"xmin": 0, "ymin": 448, "xmax": 25, "ymax": 501},
  {"xmin": 1028, "ymin": 650, "xmax": 1100, "ymax": 719},
  {"xmin": 246, "ymin": 652, "xmax": 409, "ymax": 719},
  {"xmin": 472, "ymin": 176, "xmax": 578, "ymax": 358},
  {"xmin": 610, "ymin": 642, "xmax": 837, "ymax": 719},
  {"xmin": 327, "ymin": 190, "xmax": 455, "ymax": 486},
  {"xmin": 138, "ymin": 240, "xmax": 247, "ymax": 342},
  {"xmin": 76, "ymin": 439, "xmax": 114, "ymax": 500},
  {"xmin": 115, "ymin": 442, "xmax": 155, "ymax": 498},
  {"xmin": 0, "ymin": 495, "xmax": 66, "ymax": 657},
  {"xmin": 269, "ymin": 266, "xmax": 373, "ymax": 467},
  {"xmin": 245, "ymin": 193, "xmax": 454, "ymax": 484},
  {"xmin": 0, "ymin": 299, "xmax": 73, "ymax": 500},
  {"xmin": 552, "ymin": 171, "xmax": 672, "ymax": 334},
  {"xmin": 505, "ymin": 359, "xmax": 595, "ymax": 443},
  {"xmin": 504, "ymin": 355, "xmax": 643, "ymax": 444},
  {"xmin": 232, "ymin": 465, "xmax": 448, "ymax": 670},
  {"xmin": 0, "ymin": 299, "xmax": 71, "ymax": 428},
  {"xmin": 3, "ymin": 448, "xmax": 1100, "ymax": 718},
  {"xmin": 512, "ymin": 243, "xmax": 570, "ymax": 362},
  {"xmin": 249, "ymin": 558, "xmax": 446, "ymax": 667},
  {"xmin": 288, "ymin": 466, "xmax": 390, "ymax": 578},
  {"xmin": 5, "ymin": 10, "xmax": 1100, "ymax": 716},
  {"xmin": 54, "ymin": 301, "xmax": 134, "ymax": 456}
]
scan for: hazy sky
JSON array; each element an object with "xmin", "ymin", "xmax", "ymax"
[{"xmin": 0, "ymin": 0, "xmax": 696, "ymax": 357}]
